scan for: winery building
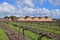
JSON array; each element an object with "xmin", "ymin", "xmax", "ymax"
[{"xmin": 13, "ymin": 16, "xmax": 53, "ymax": 22}]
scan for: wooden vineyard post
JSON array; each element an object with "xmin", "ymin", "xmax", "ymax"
[
  {"xmin": 18, "ymin": 26, "xmax": 20, "ymax": 40},
  {"xmin": 23, "ymin": 29, "xmax": 24, "ymax": 36},
  {"xmin": 22, "ymin": 28, "xmax": 25, "ymax": 40},
  {"xmin": 38, "ymin": 34, "xmax": 42, "ymax": 40}
]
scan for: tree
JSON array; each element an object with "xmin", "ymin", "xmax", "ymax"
[
  {"xmin": 10, "ymin": 16, "xmax": 16, "ymax": 21},
  {"xmin": 25, "ymin": 16, "xmax": 29, "ymax": 18},
  {"xmin": 4, "ymin": 16, "xmax": 9, "ymax": 18},
  {"xmin": 45, "ymin": 16, "xmax": 48, "ymax": 18}
]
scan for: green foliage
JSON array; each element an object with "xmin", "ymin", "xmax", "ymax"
[
  {"xmin": 10, "ymin": 16, "xmax": 16, "ymax": 18},
  {"xmin": 4, "ymin": 21, "xmax": 60, "ymax": 40},
  {"xmin": 0, "ymin": 28, "xmax": 8, "ymax": 40},
  {"xmin": 45, "ymin": 16, "xmax": 48, "ymax": 18},
  {"xmin": 24, "ymin": 30, "xmax": 38, "ymax": 40},
  {"xmin": 41, "ymin": 37, "xmax": 52, "ymax": 40},
  {"xmin": 7, "ymin": 21, "xmax": 60, "ymax": 34},
  {"xmin": 9, "ymin": 16, "xmax": 16, "ymax": 20},
  {"xmin": 25, "ymin": 16, "xmax": 29, "ymax": 18},
  {"xmin": 4, "ymin": 16, "xmax": 9, "ymax": 18}
]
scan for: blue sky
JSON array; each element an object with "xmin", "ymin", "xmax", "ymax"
[
  {"xmin": 0, "ymin": 0, "xmax": 15, "ymax": 6},
  {"xmin": 0, "ymin": 0, "xmax": 60, "ymax": 19}
]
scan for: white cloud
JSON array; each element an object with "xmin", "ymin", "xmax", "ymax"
[
  {"xmin": 51, "ymin": 9, "xmax": 60, "ymax": 15},
  {"xmin": 48, "ymin": 0, "xmax": 60, "ymax": 6},
  {"xmin": 15, "ymin": 0, "xmax": 60, "ymax": 18},
  {"xmin": 39, "ymin": 0, "xmax": 60, "ymax": 6},
  {"xmin": 16, "ymin": 0, "xmax": 24, "ymax": 6},
  {"xmin": 0, "ymin": 2, "xmax": 60, "ymax": 18},
  {"xmin": 34, "ymin": 7, "xmax": 60, "ymax": 18},
  {"xmin": 39, "ymin": 0, "xmax": 47, "ymax": 5},
  {"xmin": 24, "ymin": 0, "xmax": 34, "ymax": 7},
  {"xmin": 16, "ymin": 6, "xmax": 60, "ymax": 18},
  {"xmin": 23, "ymin": 7, "xmax": 35, "ymax": 13},
  {"xmin": 16, "ymin": 0, "xmax": 34, "ymax": 7},
  {"xmin": 35, "ymin": 8, "xmax": 50, "ymax": 15},
  {"xmin": 0, "ymin": 2, "xmax": 16, "ymax": 13}
]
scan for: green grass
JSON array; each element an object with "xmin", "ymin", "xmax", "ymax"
[
  {"xmin": 31, "ymin": 26, "xmax": 60, "ymax": 35},
  {"xmin": 41, "ymin": 37, "xmax": 52, "ymax": 40},
  {"xmin": 5, "ymin": 21, "xmax": 60, "ymax": 35},
  {"xmin": 24, "ymin": 30, "xmax": 38, "ymax": 40},
  {"xmin": 4, "ymin": 22, "xmax": 52, "ymax": 40},
  {"xmin": 0, "ymin": 27, "xmax": 8, "ymax": 40},
  {"xmin": 5, "ymin": 23, "xmax": 38, "ymax": 40}
]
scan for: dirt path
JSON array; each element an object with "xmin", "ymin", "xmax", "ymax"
[{"xmin": 0, "ymin": 22, "xmax": 31, "ymax": 40}]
